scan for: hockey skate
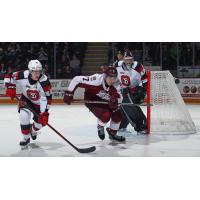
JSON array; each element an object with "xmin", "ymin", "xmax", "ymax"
[
  {"xmin": 106, "ymin": 128, "xmax": 126, "ymax": 142},
  {"xmin": 19, "ymin": 136, "xmax": 30, "ymax": 148},
  {"xmin": 30, "ymin": 126, "xmax": 37, "ymax": 140},
  {"xmin": 137, "ymin": 129, "xmax": 148, "ymax": 135},
  {"xmin": 97, "ymin": 125, "xmax": 105, "ymax": 140}
]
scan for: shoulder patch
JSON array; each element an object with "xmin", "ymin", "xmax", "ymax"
[
  {"xmin": 40, "ymin": 78, "xmax": 52, "ymax": 92},
  {"xmin": 13, "ymin": 70, "xmax": 26, "ymax": 80}
]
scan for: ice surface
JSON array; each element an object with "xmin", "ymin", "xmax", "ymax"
[{"xmin": 0, "ymin": 104, "xmax": 200, "ymax": 157}]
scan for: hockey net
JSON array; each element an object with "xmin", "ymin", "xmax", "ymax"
[{"xmin": 147, "ymin": 70, "xmax": 196, "ymax": 134}]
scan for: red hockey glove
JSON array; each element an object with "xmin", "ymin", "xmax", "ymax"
[
  {"xmin": 39, "ymin": 112, "xmax": 49, "ymax": 126},
  {"xmin": 108, "ymin": 95, "xmax": 118, "ymax": 110},
  {"xmin": 6, "ymin": 84, "xmax": 16, "ymax": 100},
  {"xmin": 63, "ymin": 91, "xmax": 74, "ymax": 105}
]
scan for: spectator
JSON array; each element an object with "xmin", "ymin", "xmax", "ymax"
[
  {"xmin": 44, "ymin": 64, "xmax": 51, "ymax": 78},
  {"xmin": 61, "ymin": 48, "xmax": 70, "ymax": 65},
  {"xmin": 56, "ymin": 67, "xmax": 63, "ymax": 78},
  {"xmin": 38, "ymin": 47, "xmax": 48, "ymax": 64},
  {"xmin": 63, "ymin": 65, "xmax": 73, "ymax": 79},
  {"xmin": 0, "ymin": 48, "xmax": 4, "ymax": 62},
  {"xmin": 70, "ymin": 54, "xmax": 81, "ymax": 76},
  {"xmin": 0, "ymin": 63, "xmax": 6, "ymax": 80}
]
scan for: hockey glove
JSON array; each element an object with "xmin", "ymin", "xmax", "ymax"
[
  {"xmin": 63, "ymin": 91, "xmax": 74, "ymax": 105},
  {"xmin": 108, "ymin": 95, "xmax": 118, "ymax": 110},
  {"xmin": 39, "ymin": 112, "xmax": 49, "ymax": 126},
  {"xmin": 130, "ymin": 86, "xmax": 146, "ymax": 104},
  {"xmin": 6, "ymin": 84, "xmax": 16, "ymax": 100}
]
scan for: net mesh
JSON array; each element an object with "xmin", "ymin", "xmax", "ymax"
[{"xmin": 150, "ymin": 71, "xmax": 196, "ymax": 134}]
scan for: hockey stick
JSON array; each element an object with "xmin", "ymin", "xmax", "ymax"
[
  {"xmin": 120, "ymin": 105, "xmax": 136, "ymax": 128},
  {"xmin": 82, "ymin": 100, "xmax": 152, "ymax": 107},
  {"xmin": 120, "ymin": 93, "xmax": 137, "ymax": 128},
  {"xmin": 15, "ymin": 96, "xmax": 96, "ymax": 153}
]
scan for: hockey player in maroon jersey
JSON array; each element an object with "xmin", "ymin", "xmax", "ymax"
[
  {"xmin": 4, "ymin": 60, "xmax": 52, "ymax": 147},
  {"xmin": 63, "ymin": 67, "xmax": 125, "ymax": 142},
  {"xmin": 116, "ymin": 51, "xmax": 147, "ymax": 134}
]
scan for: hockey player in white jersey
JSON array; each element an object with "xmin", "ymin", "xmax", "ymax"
[
  {"xmin": 116, "ymin": 51, "xmax": 147, "ymax": 134},
  {"xmin": 4, "ymin": 60, "xmax": 52, "ymax": 147}
]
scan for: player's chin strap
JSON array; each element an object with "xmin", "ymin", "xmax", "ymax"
[{"xmin": 14, "ymin": 96, "xmax": 96, "ymax": 154}]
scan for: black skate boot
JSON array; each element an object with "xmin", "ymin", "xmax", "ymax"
[
  {"xmin": 135, "ymin": 124, "xmax": 148, "ymax": 135},
  {"xmin": 106, "ymin": 128, "xmax": 126, "ymax": 142},
  {"xmin": 30, "ymin": 125, "xmax": 37, "ymax": 140},
  {"xmin": 98, "ymin": 125, "xmax": 105, "ymax": 140},
  {"xmin": 19, "ymin": 137, "xmax": 30, "ymax": 147}
]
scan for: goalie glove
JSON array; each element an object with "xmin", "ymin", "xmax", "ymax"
[{"xmin": 130, "ymin": 86, "xmax": 146, "ymax": 104}]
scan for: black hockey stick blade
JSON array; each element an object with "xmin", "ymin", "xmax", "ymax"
[{"xmin": 76, "ymin": 145, "xmax": 96, "ymax": 153}]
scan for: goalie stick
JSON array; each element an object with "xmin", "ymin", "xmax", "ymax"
[{"xmin": 15, "ymin": 96, "xmax": 96, "ymax": 153}]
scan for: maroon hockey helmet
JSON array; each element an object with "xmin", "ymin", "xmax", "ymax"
[{"xmin": 105, "ymin": 66, "xmax": 118, "ymax": 78}]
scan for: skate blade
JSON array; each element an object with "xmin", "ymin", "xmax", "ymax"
[
  {"xmin": 108, "ymin": 138, "xmax": 126, "ymax": 143},
  {"xmin": 20, "ymin": 144, "xmax": 29, "ymax": 150}
]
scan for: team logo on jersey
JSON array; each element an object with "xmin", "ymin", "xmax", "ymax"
[
  {"xmin": 26, "ymin": 89, "xmax": 40, "ymax": 101},
  {"xmin": 96, "ymin": 90, "xmax": 110, "ymax": 101},
  {"xmin": 121, "ymin": 75, "xmax": 131, "ymax": 86}
]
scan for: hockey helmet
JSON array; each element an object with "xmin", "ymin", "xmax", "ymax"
[
  {"xmin": 123, "ymin": 51, "xmax": 134, "ymax": 69},
  {"xmin": 28, "ymin": 60, "xmax": 42, "ymax": 72},
  {"xmin": 105, "ymin": 66, "xmax": 118, "ymax": 78}
]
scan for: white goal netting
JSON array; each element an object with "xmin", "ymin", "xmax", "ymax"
[{"xmin": 149, "ymin": 71, "xmax": 196, "ymax": 134}]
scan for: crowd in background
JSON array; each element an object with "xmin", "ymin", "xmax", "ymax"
[
  {"xmin": 111, "ymin": 42, "xmax": 200, "ymax": 76},
  {"xmin": 55, "ymin": 42, "xmax": 86, "ymax": 79},
  {"xmin": 1, "ymin": 42, "xmax": 200, "ymax": 80},
  {"xmin": 0, "ymin": 43, "xmax": 53, "ymax": 79},
  {"xmin": 0, "ymin": 42, "xmax": 86, "ymax": 80}
]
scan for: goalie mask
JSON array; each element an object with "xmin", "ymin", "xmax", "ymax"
[{"xmin": 123, "ymin": 51, "xmax": 134, "ymax": 70}]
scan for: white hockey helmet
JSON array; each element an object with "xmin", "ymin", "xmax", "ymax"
[{"xmin": 28, "ymin": 60, "xmax": 42, "ymax": 72}]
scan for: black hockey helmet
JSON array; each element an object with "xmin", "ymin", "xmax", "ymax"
[
  {"xmin": 105, "ymin": 66, "xmax": 118, "ymax": 78},
  {"xmin": 124, "ymin": 50, "xmax": 133, "ymax": 60}
]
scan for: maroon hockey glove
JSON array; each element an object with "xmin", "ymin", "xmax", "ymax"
[
  {"xmin": 39, "ymin": 112, "xmax": 49, "ymax": 126},
  {"xmin": 108, "ymin": 95, "xmax": 118, "ymax": 110},
  {"xmin": 6, "ymin": 84, "xmax": 16, "ymax": 100},
  {"xmin": 63, "ymin": 91, "xmax": 74, "ymax": 105}
]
